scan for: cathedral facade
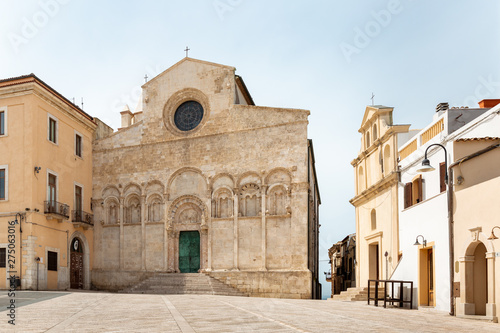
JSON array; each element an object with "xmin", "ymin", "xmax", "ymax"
[{"xmin": 91, "ymin": 58, "xmax": 321, "ymax": 299}]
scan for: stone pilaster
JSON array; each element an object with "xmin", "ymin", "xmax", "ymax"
[
  {"xmin": 141, "ymin": 195, "xmax": 146, "ymax": 271},
  {"xmin": 260, "ymin": 185, "xmax": 267, "ymax": 271},
  {"xmin": 233, "ymin": 188, "xmax": 239, "ymax": 270},
  {"xmin": 119, "ymin": 197, "xmax": 124, "ymax": 270}
]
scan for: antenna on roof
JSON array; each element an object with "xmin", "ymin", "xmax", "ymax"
[
  {"xmin": 371, "ymin": 93, "xmax": 375, "ymax": 106},
  {"xmin": 72, "ymin": 97, "xmax": 75, "ymax": 105},
  {"xmin": 81, "ymin": 97, "xmax": 84, "ymax": 110}
]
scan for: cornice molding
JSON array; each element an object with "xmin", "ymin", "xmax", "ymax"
[
  {"xmin": 349, "ymin": 172, "xmax": 398, "ymax": 207},
  {"xmin": 31, "ymin": 84, "xmax": 97, "ymax": 132}
]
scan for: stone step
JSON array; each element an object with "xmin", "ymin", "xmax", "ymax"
[
  {"xmin": 121, "ymin": 273, "xmax": 248, "ymax": 297},
  {"xmin": 332, "ymin": 287, "xmax": 387, "ymax": 302}
]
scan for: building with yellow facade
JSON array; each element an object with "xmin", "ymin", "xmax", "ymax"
[
  {"xmin": 0, "ymin": 74, "xmax": 98, "ymax": 290},
  {"xmin": 349, "ymin": 105, "xmax": 414, "ymax": 297}
]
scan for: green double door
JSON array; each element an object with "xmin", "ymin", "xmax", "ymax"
[{"xmin": 179, "ymin": 231, "xmax": 200, "ymax": 273}]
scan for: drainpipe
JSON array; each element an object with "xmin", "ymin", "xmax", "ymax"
[{"xmin": 35, "ymin": 257, "xmax": 40, "ymax": 290}]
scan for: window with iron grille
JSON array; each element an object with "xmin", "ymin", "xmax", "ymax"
[{"xmin": 48, "ymin": 251, "xmax": 58, "ymax": 271}]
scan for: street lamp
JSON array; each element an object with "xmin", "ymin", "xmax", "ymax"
[
  {"xmin": 487, "ymin": 226, "xmax": 500, "ymax": 240},
  {"xmin": 413, "ymin": 235, "xmax": 427, "ymax": 247},
  {"xmin": 416, "ymin": 143, "xmax": 448, "ymax": 184},
  {"xmin": 416, "ymin": 143, "xmax": 454, "ymax": 316}
]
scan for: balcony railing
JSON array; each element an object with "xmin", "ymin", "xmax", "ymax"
[
  {"xmin": 72, "ymin": 210, "xmax": 94, "ymax": 226},
  {"xmin": 44, "ymin": 201, "xmax": 70, "ymax": 219}
]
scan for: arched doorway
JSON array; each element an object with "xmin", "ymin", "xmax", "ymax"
[
  {"xmin": 473, "ymin": 242, "xmax": 488, "ymax": 315},
  {"xmin": 70, "ymin": 238, "xmax": 84, "ymax": 289}
]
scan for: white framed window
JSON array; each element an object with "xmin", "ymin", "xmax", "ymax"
[
  {"xmin": 46, "ymin": 169, "xmax": 59, "ymax": 203},
  {"xmin": 74, "ymin": 130, "xmax": 83, "ymax": 158},
  {"xmin": 0, "ymin": 106, "xmax": 7, "ymax": 137},
  {"xmin": 47, "ymin": 113, "xmax": 58, "ymax": 145},
  {"xmin": 0, "ymin": 165, "xmax": 8, "ymax": 201}
]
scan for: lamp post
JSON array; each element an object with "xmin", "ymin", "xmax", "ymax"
[{"xmin": 416, "ymin": 143, "xmax": 454, "ymax": 316}]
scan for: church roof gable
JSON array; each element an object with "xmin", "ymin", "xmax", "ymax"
[
  {"xmin": 359, "ymin": 105, "xmax": 393, "ymax": 132},
  {"xmin": 143, "ymin": 57, "xmax": 236, "ymax": 88}
]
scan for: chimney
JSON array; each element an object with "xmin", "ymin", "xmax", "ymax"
[
  {"xmin": 120, "ymin": 105, "xmax": 133, "ymax": 128},
  {"xmin": 436, "ymin": 102, "xmax": 449, "ymax": 113},
  {"xmin": 478, "ymin": 99, "xmax": 500, "ymax": 108}
]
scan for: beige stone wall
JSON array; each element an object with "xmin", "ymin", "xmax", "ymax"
[
  {"xmin": 91, "ymin": 59, "xmax": 313, "ymax": 298},
  {"xmin": 209, "ymin": 271, "xmax": 312, "ymax": 299},
  {"xmin": 453, "ymin": 140, "xmax": 500, "ymax": 319}
]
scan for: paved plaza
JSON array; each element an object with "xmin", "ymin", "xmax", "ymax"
[{"xmin": 0, "ymin": 291, "xmax": 498, "ymax": 332}]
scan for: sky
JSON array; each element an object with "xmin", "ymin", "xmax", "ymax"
[{"xmin": 1, "ymin": 0, "xmax": 499, "ymax": 299}]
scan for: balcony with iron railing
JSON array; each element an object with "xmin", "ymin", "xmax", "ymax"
[
  {"xmin": 44, "ymin": 200, "xmax": 70, "ymax": 220},
  {"xmin": 71, "ymin": 210, "xmax": 94, "ymax": 229}
]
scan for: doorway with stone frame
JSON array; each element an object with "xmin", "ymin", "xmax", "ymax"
[{"xmin": 167, "ymin": 195, "xmax": 209, "ymax": 273}]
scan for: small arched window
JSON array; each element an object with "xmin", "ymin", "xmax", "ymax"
[
  {"xmin": 366, "ymin": 132, "xmax": 371, "ymax": 148},
  {"xmin": 384, "ymin": 145, "xmax": 391, "ymax": 174},
  {"xmin": 373, "ymin": 124, "xmax": 378, "ymax": 141},
  {"xmin": 358, "ymin": 166, "xmax": 364, "ymax": 194}
]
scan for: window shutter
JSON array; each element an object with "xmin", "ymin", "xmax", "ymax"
[
  {"xmin": 416, "ymin": 175, "xmax": 423, "ymax": 203},
  {"xmin": 404, "ymin": 182, "xmax": 412, "ymax": 209},
  {"xmin": 439, "ymin": 162, "xmax": 446, "ymax": 193}
]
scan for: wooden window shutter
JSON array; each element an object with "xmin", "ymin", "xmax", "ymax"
[
  {"xmin": 404, "ymin": 182, "xmax": 412, "ymax": 209},
  {"xmin": 439, "ymin": 162, "xmax": 446, "ymax": 193},
  {"xmin": 416, "ymin": 175, "xmax": 423, "ymax": 203}
]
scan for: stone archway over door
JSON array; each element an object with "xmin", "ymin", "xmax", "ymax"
[
  {"xmin": 70, "ymin": 238, "xmax": 84, "ymax": 289},
  {"xmin": 458, "ymin": 236, "xmax": 496, "ymax": 319},
  {"xmin": 68, "ymin": 231, "xmax": 90, "ymax": 290}
]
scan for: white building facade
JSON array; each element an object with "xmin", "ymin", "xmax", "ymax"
[{"xmin": 392, "ymin": 103, "xmax": 491, "ymax": 311}]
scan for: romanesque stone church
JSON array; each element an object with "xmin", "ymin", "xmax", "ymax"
[{"xmin": 91, "ymin": 58, "xmax": 321, "ymax": 299}]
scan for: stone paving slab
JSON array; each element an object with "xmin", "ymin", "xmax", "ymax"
[{"xmin": 0, "ymin": 292, "xmax": 498, "ymax": 332}]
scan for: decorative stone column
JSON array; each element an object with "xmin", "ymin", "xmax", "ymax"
[
  {"xmin": 458, "ymin": 255, "xmax": 475, "ymax": 315},
  {"xmin": 200, "ymin": 226, "xmax": 209, "ymax": 271},
  {"xmin": 141, "ymin": 195, "xmax": 146, "ymax": 271},
  {"xmin": 163, "ymin": 198, "xmax": 169, "ymax": 271},
  {"xmin": 119, "ymin": 197, "xmax": 124, "ymax": 270},
  {"xmin": 260, "ymin": 185, "xmax": 268, "ymax": 271},
  {"xmin": 174, "ymin": 232, "xmax": 180, "ymax": 272},
  {"xmin": 204, "ymin": 193, "xmax": 212, "ymax": 271},
  {"xmin": 167, "ymin": 227, "xmax": 175, "ymax": 273},
  {"xmin": 486, "ymin": 252, "xmax": 496, "ymax": 318},
  {"xmin": 233, "ymin": 188, "xmax": 239, "ymax": 270}
]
